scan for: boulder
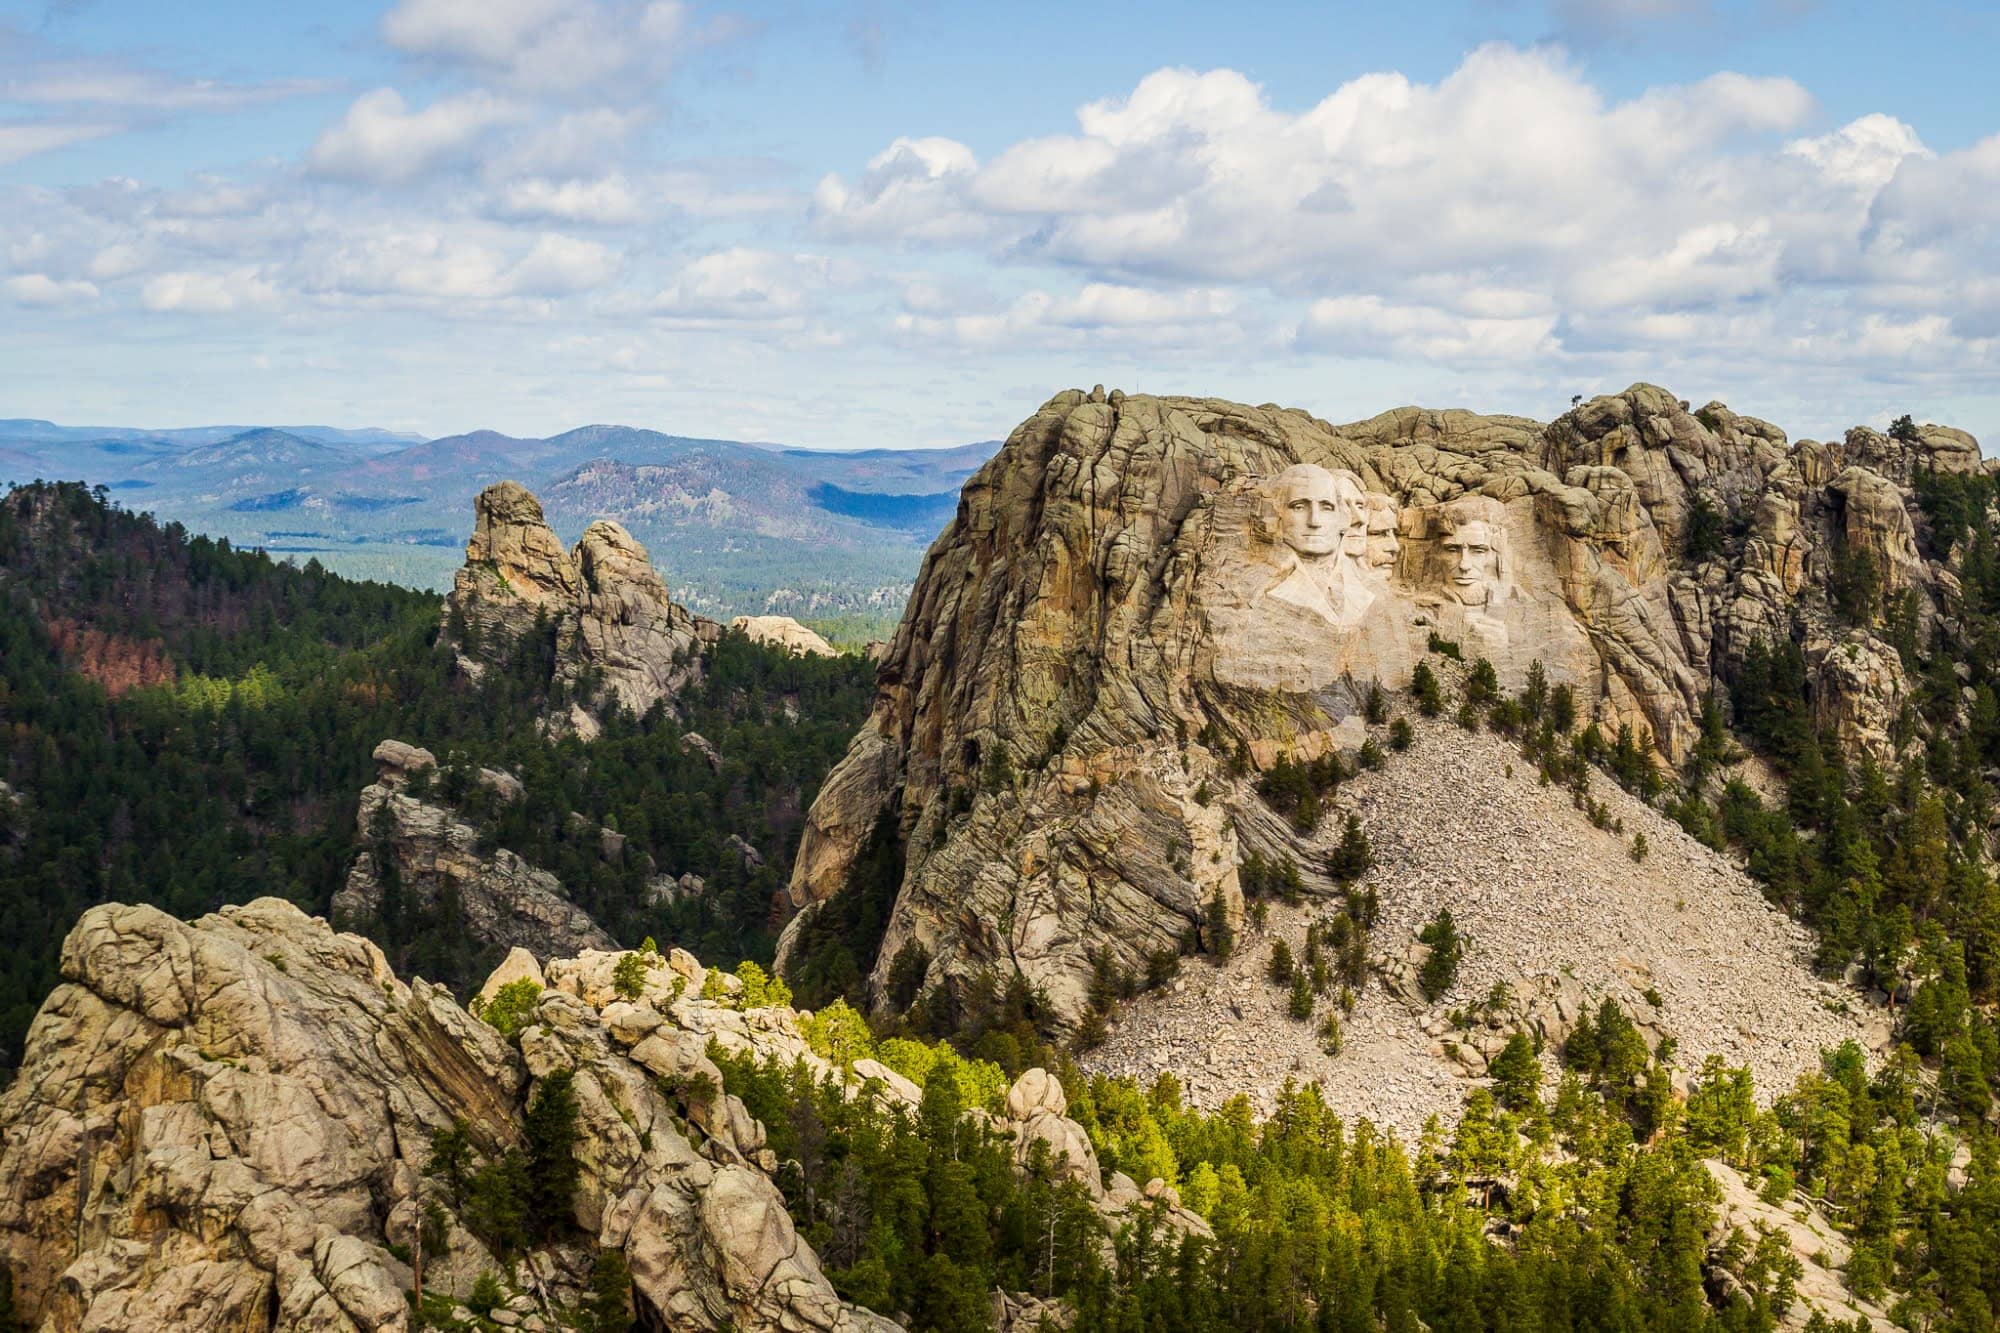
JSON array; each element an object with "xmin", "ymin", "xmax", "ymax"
[
  {"xmin": 1005, "ymin": 1067, "xmax": 1067, "ymax": 1120},
  {"xmin": 729, "ymin": 615, "xmax": 838, "ymax": 657},
  {"xmin": 477, "ymin": 946, "xmax": 547, "ymax": 1008},
  {"xmin": 372, "ymin": 738, "xmax": 437, "ymax": 781},
  {"xmin": 680, "ymin": 731, "xmax": 724, "ymax": 771},
  {"xmin": 851, "ymin": 1058, "xmax": 922, "ymax": 1109}
]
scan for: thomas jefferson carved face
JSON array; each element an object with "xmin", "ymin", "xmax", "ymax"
[
  {"xmin": 1441, "ymin": 518, "xmax": 1502, "ymax": 606},
  {"xmin": 1363, "ymin": 493, "xmax": 1401, "ymax": 572},
  {"xmin": 1274, "ymin": 465, "xmax": 1346, "ymax": 560}
]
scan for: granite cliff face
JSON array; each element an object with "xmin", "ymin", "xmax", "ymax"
[
  {"xmin": 333, "ymin": 740, "xmax": 617, "ymax": 964},
  {"xmin": 781, "ymin": 384, "xmax": 1984, "ymax": 1028},
  {"xmin": 0, "ymin": 900, "xmax": 1192, "ymax": 1332},
  {"xmin": 445, "ymin": 481, "xmax": 719, "ymax": 738}
]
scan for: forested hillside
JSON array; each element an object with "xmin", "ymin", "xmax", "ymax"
[{"xmin": 0, "ymin": 482, "xmax": 874, "ymax": 1063}]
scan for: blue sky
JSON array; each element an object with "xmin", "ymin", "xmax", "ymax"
[{"xmin": 2, "ymin": 0, "xmax": 1996, "ymax": 449}]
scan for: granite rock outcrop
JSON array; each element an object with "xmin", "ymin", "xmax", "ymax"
[
  {"xmin": 781, "ymin": 384, "xmax": 1985, "ymax": 1029},
  {"xmin": 333, "ymin": 739, "xmax": 616, "ymax": 963},
  {"xmin": 444, "ymin": 481, "xmax": 719, "ymax": 738},
  {"xmin": 729, "ymin": 615, "xmax": 840, "ymax": 657},
  {"xmin": 0, "ymin": 898, "xmax": 1197, "ymax": 1331}
]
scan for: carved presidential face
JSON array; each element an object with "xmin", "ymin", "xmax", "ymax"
[
  {"xmin": 1363, "ymin": 495, "xmax": 1401, "ymax": 572},
  {"xmin": 1338, "ymin": 478, "xmax": 1369, "ymax": 559},
  {"xmin": 1441, "ymin": 518, "xmax": 1502, "ymax": 605},
  {"xmin": 1275, "ymin": 467, "xmax": 1346, "ymax": 560}
]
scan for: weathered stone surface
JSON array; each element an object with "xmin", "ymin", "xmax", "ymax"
[
  {"xmin": 1705, "ymin": 1160, "xmax": 1896, "ymax": 1331},
  {"xmin": 0, "ymin": 898, "xmax": 1228, "ymax": 1331},
  {"xmin": 729, "ymin": 615, "xmax": 839, "ymax": 657},
  {"xmin": 1806, "ymin": 631, "xmax": 1908, "ymax": 759},
  {"xmin": 335, "ymin": 772, "xmax": 615, "ymax": 963},
  {"xmin": 476, "ymin": 946, "xmax": 547, "ymax": 1008},
  {"xmin": 1829, "ymin": 464, "xmax": 1927, "ymax": 598},
  {"xmin": 572, "ymin": 519, "xmax": 708, "ymax": 719},
  {"xmin": 461, "ymin": 480, "xmax": 580, "ymax": 612},
  {"xmin": 0, "ymin": 898, "xmax": 524, "ymax": 1331},
  {"xmin": 781, "ymin": 384, "xmax": 1975, "ymax": 1031},
  {"xmin": 0, "ymin": 905, "xmax": 919, "ymax": 1333},
  {"xmin": 444, "ymin": 482, "xmax": 716, "ymax": 736}
]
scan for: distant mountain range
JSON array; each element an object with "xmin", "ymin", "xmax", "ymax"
[{"xmin": 0, "ymin": 418, "xmax": 999, "ymax": 634}]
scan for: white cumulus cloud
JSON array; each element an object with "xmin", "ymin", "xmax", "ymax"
[
  {"xmin": 140, "ymin": 268, "xmax": 278, "ymax": 314},
  {"xmin": 381, "ymin": 0, "xmax": 692, "ymax": 99},
  {"xmin": 303, "ymin": 226, "xmax": 619, "ymax": 304},
  {"xmin": 896, "ymin": 282, "xmax": 1243, "ymax": 349},
  {"xmin": 813, "ymin": 44, "xmax": 1998, "ymax": 389},
  {"xmin": 3, "ymin": 273, "xmax": 100, "ymax": 306},
  {"xmin": 653, "ymin": 247, "xmax": 837, "ymax": 321},
  {"xmin": 496, "ymin": 174, "xmax": 643, "ymax": 224},
  {"xmin": 307, "ymin": 88, "xmax": 520, "ymax": 186}
]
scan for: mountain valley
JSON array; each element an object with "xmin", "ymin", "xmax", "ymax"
[
  {"xmin": 0, "ymin": 381, "xmax": 1998, "ymax": 1331},
  {"xmin": 0, "ymin": 419, "xmax": 996, "ymax": 640}
]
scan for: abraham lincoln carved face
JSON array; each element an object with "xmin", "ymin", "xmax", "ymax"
[{"xmin": 1435, "ymin": 500, "xmax": 1512, "ymax": 607}]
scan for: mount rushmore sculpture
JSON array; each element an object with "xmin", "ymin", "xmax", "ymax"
[
  {"xmin": 1202, "ymin": 460, "xmax": 1592, "ymax": 708},
  {"xmin": 779, "ymin": 384, "xmax": 1978, "ymax": 1025}
]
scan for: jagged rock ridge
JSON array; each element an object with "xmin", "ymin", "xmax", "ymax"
[
  {"xmin": 333, "ymin": 739, "xmax": 617, "ymax": 965},
  {"xmin": 444, "ymin": 481, "xmax": 720, "ymax": 738},
  {"xmin": 781, "ymin": 383, "xmax": 1984, "ymax": 1031},
  {"xmin": 0, "ymin": 898, "xmax": 1191, "ymax": 1331}
]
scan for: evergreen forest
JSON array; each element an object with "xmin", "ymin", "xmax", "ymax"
[{"xmin": 0, "ymin": 481, "xmax": 876, "ymax": 1063}]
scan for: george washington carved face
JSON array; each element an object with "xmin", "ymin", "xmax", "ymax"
[{"xmin": 1273, "ymin": 464, "xmax": 1347, "ymax": 560}]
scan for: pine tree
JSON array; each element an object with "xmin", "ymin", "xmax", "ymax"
[
  {"xmin": 524, "ymin": 1069, "xmax": 581, "ymax": 1239},
  {"xmin": 1412, "ymin": 662, "xmax": 1443, "ymax": 717},
  {"xmin": 1288, "ymin": 971, "xmax": 1315, "ymax": 1021},
  {"xmin": 1207, "ymin": 889, "xmax": 1234, "ymax": 961},
  {"xmin": 1268, "ymin": 939, "xmax": 1295, "ymax": 985},
  {"xmin": 1467, "ymin": 658, "xmax": 1499, "ymax": 705},
  {"xmin": 1417, "ymin": 909, "xmax": 1465, "ymax": 1001},
  {"xmin": 579, "ymin": 1250, "xmax": 633, "ymax": 1333},
  {"xmin": 1488, "ymin": 1033, "xmax": 1540, "ymax": 1111},
  {"xmin": 1328, "ymin": 815, "xmax": 1373, "ymax": 885}
]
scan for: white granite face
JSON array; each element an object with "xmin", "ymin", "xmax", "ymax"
[
  {"xmin": 1361, "ymin": 492, "xmax": 1400, "ymax": 575},
  {"xmin": 1273, "ymin": 463, "xmax": 1346, "ymax": 560},
  {"xmin": 1197, "ymin": 468, "xmax": 1596, "ymax": 708},
  {"xmin": 1261, "ymin": 464, "xmax": 1373, "ymax": 629},
  {"xmin": 1434, "ymin": 497, "xmax": 1513, "ymax": 609}
]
